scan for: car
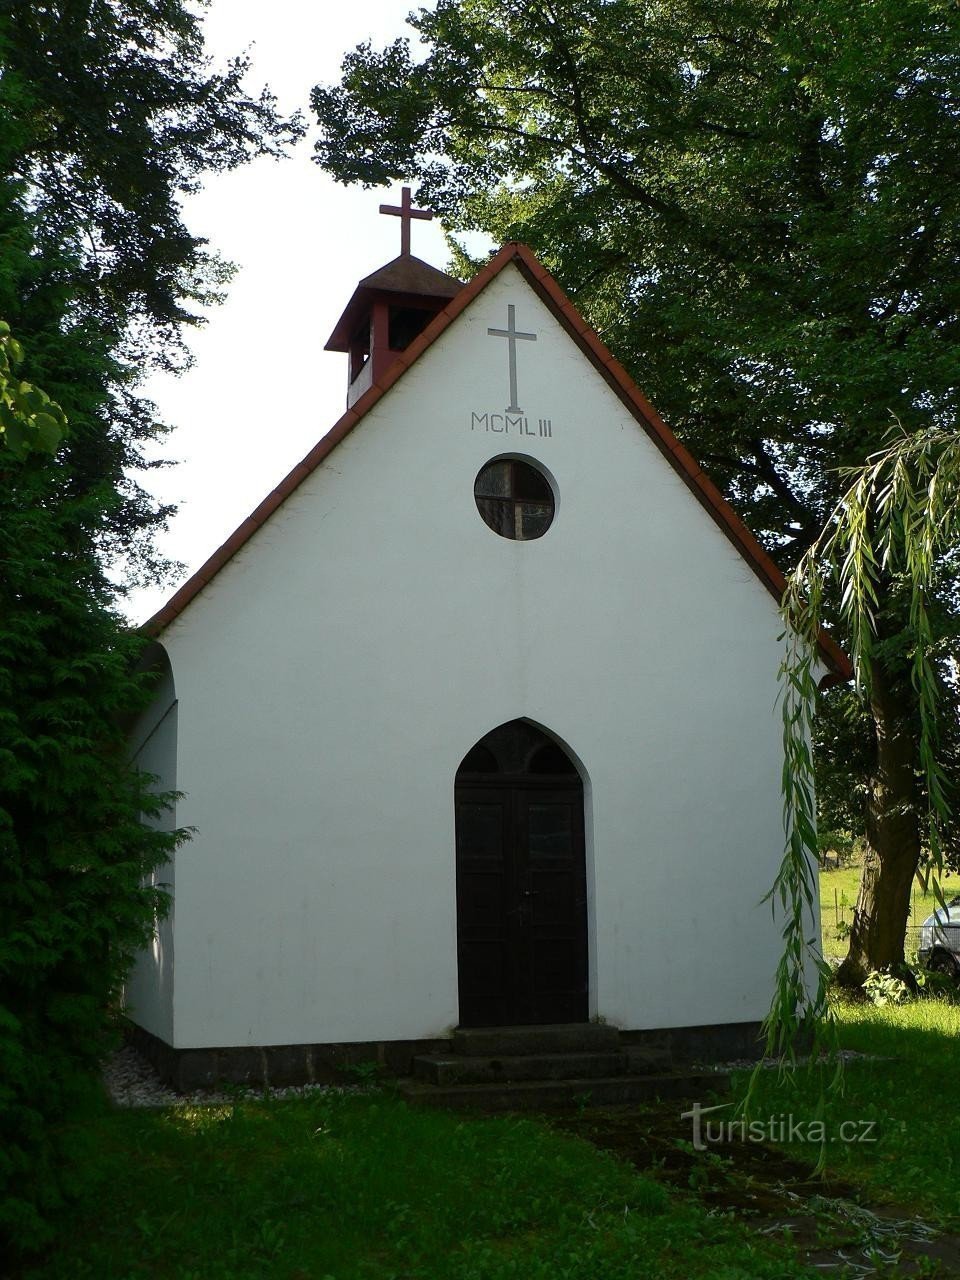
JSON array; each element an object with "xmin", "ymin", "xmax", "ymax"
[{"xmin": 918, "ymin": 896, "xmax": 960, "ymax": 980}]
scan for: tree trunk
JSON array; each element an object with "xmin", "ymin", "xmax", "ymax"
[{"xmin": 835, "ymin": 662, "xmax": 921, "ymax": 988}]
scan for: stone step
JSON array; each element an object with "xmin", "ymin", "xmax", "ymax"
[
  {"xmin": 413, "ymin": 1050, "xmax": 629, "ymax": 1086},
  {"xmin": 451, "ymin": 1023, "xmax": 621, "ymax": 1057},
  {"xmin": 624, "ymin": 1045, "xmax": 673, "ymax": 1075},
  {"xmin": 397, "ymin": 1071, "xmax": 728, "ymax": 1112}
]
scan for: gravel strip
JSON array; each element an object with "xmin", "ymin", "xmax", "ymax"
[
  {"xmin": 103, "ymin": 1043, "xmax": 358, "ymax": 1108},
  {"xmin": 705, "ymin": 1048, "xmax": 879, "ymax": 1072}
]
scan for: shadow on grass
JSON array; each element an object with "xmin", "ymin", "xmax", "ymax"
[{"xmin": 15, "ymin": 1088, "xmax": 823, "ymax": 1280}]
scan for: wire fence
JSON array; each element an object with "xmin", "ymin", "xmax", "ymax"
[
  {"xmin": 824, "ymin": 888, "xmax": 960, "ymax": 965},
  {"xmin": 907, "ymin": 922, "xmax": 960, "ymax": 955},
  {"xmin": 826, "ymin": 888, "xmax": 953, "ymax": 931}
]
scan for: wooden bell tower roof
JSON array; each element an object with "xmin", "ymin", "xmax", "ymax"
[{"xmin": 324, "ymin": 253, "xmax": 461, "ymax": 353}]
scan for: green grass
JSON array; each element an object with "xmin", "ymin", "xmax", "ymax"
[
  {"xmin": 819, "ymin": 862, "xmax": 960, "ymax": 959},
  {"xmin": 734, "ymin": 997, "xmax": 960, "ymax": 1226},
  {"xmin": 19, "ymin": 1089, "xmax": 818, "ymax": 1280}
]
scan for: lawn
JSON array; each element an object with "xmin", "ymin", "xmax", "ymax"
[
  {"xmin": 18, "ymin": 1087, "xmax": 819, "ymax": 1280},
  {"xmin": 17, "ymin": 949, "xmax": 960, "ymax": 1277},
  {"xmin": 17, "ymin": 996, "xmax": 960, "ymax": 1277},
  {"xmin": 22, "ymin": 996, "xmax": 960, "ymax": 1279},
  {"xmin": 735, "ymin": 997, "xmax": 960, "ymax": 1227}
]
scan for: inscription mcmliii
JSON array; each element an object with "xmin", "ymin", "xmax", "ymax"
[{"xmin": 470, "ymin": 412, "xmax": 553, "ymax": 437}]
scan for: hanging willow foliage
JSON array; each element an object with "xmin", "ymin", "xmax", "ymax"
[{"xmin": 756, "ymin": 425, "xmax": 960, "ymax": 1092}]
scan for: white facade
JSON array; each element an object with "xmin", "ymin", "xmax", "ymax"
[{"xmin": 128, "ymin": 259, "xmax": 810, "ymax": 1051}]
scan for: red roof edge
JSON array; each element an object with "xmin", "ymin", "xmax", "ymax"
[{"xmin": 142, "ymin": 242, "xmax": 851, "ymax": 681}]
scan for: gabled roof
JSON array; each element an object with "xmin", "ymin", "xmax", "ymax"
[
  {"xmin": 360, "ymin": 253, "xmax": 462, "ymax": 297},
  {"xmin": 325, "ymin": 254, "xmax": 462, "ymax": 352},
  {"xmin": 144, "ymin": 242, "xmax": 850, "ymax": 681}
]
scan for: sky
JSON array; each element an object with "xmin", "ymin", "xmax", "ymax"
[{"xmin": 129, "ymin": 1, "xmax": 491, "ymax": 623}]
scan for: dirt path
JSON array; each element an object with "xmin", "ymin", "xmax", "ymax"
[{"xmin": 555, "ymin": 1104, "xmax": 960, "ymax": 1277}]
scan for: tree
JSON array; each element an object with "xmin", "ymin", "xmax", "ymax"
[
  {"xmin": 775, "ymin": 425, "xmax": 960, "ymax": 1052},
  {"xmin": 311, "ymin": 0, "xmax": 960, "ymax": 984},
  {"xmin": 0, "ymin": 364, "xmax": 183, "ymax": 1248},
  {"xmin": 0, "ymin": 2, "xmax": 301, "ymax": 1251},
  {"xmin": 1, "ymin": 0, "xmax": 302, "ymax": 582}
]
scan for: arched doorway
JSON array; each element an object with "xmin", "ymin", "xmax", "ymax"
[{"xmin": 455, "ymin": 720, "xmax": 587, "ymax": 1027}]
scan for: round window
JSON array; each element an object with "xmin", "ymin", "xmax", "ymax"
[{"xmin": 474, "ymin": 458, "xmax": 555, "ymax": 540}]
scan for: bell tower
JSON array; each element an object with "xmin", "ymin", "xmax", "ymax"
[{"xmin": 324, "ymin": 187, "xmax": 462, "ymax": 408}]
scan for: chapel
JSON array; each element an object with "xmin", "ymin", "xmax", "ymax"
[{"xmin": 125, "ymin": 191, "xmax": 845, "ymax": 1095}]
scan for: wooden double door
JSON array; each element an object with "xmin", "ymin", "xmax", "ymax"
[{"xmin": 455, "ymin": 721, "xmax": 588, "ymax": 1027}]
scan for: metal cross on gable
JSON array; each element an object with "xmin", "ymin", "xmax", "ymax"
[
  {"xmin": 487, "ymin": 304, "xmax": 537, "ymax": 414},
  {"xmin": 378, "ymin": 185, "xmax": 434, "ymax": 257}
]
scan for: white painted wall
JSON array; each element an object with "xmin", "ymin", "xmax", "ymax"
[
  {"xmin": 125, "ymin": 659, "xmax": 177, "ymax": 1043},
  {"xmin": 141, "ymin": 263, "xmax": 813, "ymax": 1049}
]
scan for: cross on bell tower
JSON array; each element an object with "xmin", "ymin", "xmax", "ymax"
[
  {"xmin": 325, "ymin": 186, "xmax": 462, "ymax": 408},
  {"xmin": 379, "ymin": 186, "xmax": 434, "ymax": 257}
]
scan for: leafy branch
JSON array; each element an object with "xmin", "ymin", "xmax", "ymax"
[{"xmin": 0, "ymin": 322, "xmax": 67, "ymax": 460}]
